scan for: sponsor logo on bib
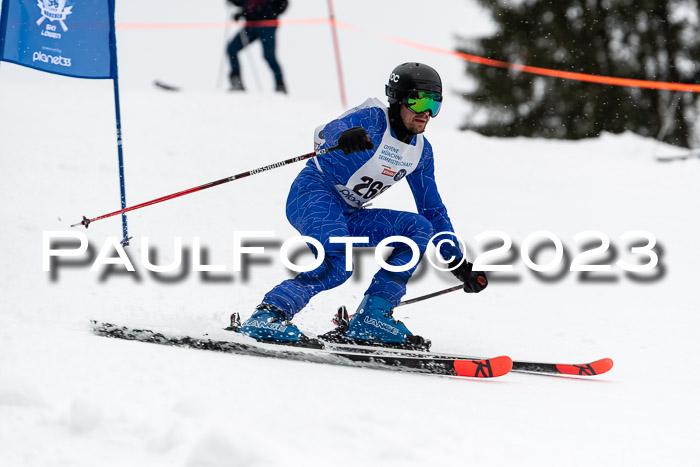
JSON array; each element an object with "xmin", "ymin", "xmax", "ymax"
[{"xmin": 394, "ymin": 169, "xmax": 407, "ymax": 181}]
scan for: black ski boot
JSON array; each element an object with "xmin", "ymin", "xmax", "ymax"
[{"xmin": 229, "ymin": 72, "xmax": 245, "ymax": 91}]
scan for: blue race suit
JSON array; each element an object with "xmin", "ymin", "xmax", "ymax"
[{"xmin": 263, "ymin": 98, "xmax": 462, "ymax": 319}]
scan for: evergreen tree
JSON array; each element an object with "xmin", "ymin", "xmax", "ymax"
[{"xmin": 459, "ymin": 0, "xmax": 700, "ymax": 147}]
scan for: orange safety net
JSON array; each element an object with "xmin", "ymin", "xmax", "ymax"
[{"xmin": 116, "ymin": 18, "xmax": 700, "ymax": 93}]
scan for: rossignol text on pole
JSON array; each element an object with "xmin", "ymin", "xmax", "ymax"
[{"xmin": 71, "ymin": 145, "xmax": 341, "ymax": 229}]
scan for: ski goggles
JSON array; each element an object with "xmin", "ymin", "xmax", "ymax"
[{"xmin": 403, "ymin": 90, "xmax": 442, "ymax": 117}]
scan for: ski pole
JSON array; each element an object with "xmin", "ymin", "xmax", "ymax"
[
  {"xmin": 71, "ymin": 145, "xmax": 341, "ymax": 229},
  {"xmin": 396, "ymin": 285, "xmax": 463, "ymax": 308}
]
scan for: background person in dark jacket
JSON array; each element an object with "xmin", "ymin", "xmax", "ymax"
[{"xmin": 227, "ymin": 0, "xmax": 287, "ymax": 93}]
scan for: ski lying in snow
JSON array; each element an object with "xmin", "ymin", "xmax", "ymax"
[
  {"xmin": 321, "ymin": 307, "xmax": 613, "ymax": 377},
  {"xmin": 655, "ymin": 151, "xmax": 700, "ymax": 162},
  {"xmin": 154, "ymin": 80, "xmax": 181, "ymax": 92},
  {"xmin": 92, "ymin": 322, "xmax": 512, "ymax": 379}
]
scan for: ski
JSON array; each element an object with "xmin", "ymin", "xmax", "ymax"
[
  {"xmin": 154, "ymin": 80, "xmax": 181, "ymax": 92},
  {"xmin": 321, "ymin": 340, "xmax": 612, "ymax": 377},
  {"xmin": 92, "ymin": 322, "xmax": 512, "ymax": 379},
  {"xmin": 321, "ymin": 307, "xmax": 613, "ymax": 377},
  {"xmin": 655, "ymin": 151, "xmax": 700, "ymax": 162},
  {"xmin": 511, "ymin": 358, "xmax": 613, "ymax": 376},
  {"xmin": 319, "ymin": 340, "xmax": 612, "ymax": 377}
]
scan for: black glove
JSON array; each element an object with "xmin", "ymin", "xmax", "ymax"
[
  {"xmin": 233, "ymin": 11, "xmax": 244, "ymax": 20},
  {"xmin": 337, "ymin": 127, "xmax": 374, "ymax": 155},
  {"xmin": 450, "ymin": 259, "xmax": 488, "ymax": 293}
]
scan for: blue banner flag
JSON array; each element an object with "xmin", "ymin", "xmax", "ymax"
[
  {"xmin": 0, "ymin": 0, "xmax": 117, "ymax": 79},
  {"xmin": 1, "ymin": 0, "xmax": 129, "ymax": 244}
]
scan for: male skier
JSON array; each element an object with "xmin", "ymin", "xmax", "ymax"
[{"xmin": 237, "ymin": 62, "xmax": 488, "ymax": 347}]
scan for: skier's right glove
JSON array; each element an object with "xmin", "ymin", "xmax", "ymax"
[
  {"xmin": 337, "ymin": 127, "xmax": 374, "ymax": 155},
  {"xmin": 450, "ymin": 258, "xmax": 488, "ymax": 293}
]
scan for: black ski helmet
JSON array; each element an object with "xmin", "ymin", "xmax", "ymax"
[{"xmin": 386, "ymin": 62, "xmax": 442, "ymax": 104}]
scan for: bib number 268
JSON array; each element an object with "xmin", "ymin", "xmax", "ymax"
[{"xmin": 352, "ymin": 176, "xmax": 390, "ymax": 200}]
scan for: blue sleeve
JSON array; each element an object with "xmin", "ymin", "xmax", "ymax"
[
  {"xmin": 314, "ymin": 107, "xmax": 387, "ymax": 184},
  {"xmin": 320, "ymin": 107, "xmax": 386, "ymax": 150},
  {"xmin": 406, "ymin": 139, "xmax": 463, "ymax": 261}
]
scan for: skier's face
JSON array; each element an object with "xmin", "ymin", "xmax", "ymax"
[{"xmin": 400, "ymin": 104, "xmax": 431, "ymax": 134}]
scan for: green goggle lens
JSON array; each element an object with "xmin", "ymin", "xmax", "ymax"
[{"xmin": 404, "ymin": 91, "xmax": 442, "ymax": 117}]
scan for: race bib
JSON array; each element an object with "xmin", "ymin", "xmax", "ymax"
[{"xmin": 335, "ymin": 135, "xmax": 423, "ymax": 208}]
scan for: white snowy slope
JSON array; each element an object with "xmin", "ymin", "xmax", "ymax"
[{"xmin": 1, "ymin": 1, "xmax": 699, "ymax": 466}]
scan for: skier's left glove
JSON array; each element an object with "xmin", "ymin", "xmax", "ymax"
[
  {"xmin": 450, "ymin": 259, "xmax": 488, "ymax": 293},
  {"xmin": 337, "ymin": 127, "xmax": 375, "ymax": 155}
]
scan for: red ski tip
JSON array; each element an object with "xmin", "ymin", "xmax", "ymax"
[
  {"xmin": 454, "ymin": 356, "xmax": 513, "ymax": 378},
  {"xmin": 555, "ymin": 358, "xmax": 614, "ymax": 376}
]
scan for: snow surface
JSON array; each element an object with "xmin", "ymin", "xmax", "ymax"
[{"xmin": 1, "ymin": 1, "xmax": 700, "ymax": 466}]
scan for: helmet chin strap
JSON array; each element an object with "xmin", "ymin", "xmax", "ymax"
[{"xmin": 388, "ymin": 102, "xmax": 414, "ymax": 143}]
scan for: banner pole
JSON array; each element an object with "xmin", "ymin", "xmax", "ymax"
[
  {"xmin": 112, "ymin": 76, "xmax": 129, "ymax": 245},
  {"xmin": 108, "ymin": 0, "xmax": 129, "ymax": 245}
]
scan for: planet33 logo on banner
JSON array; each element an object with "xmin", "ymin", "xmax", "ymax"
[{"xmin": 36, "ymin": 0, "xmax": 73, "ymax": 33}]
